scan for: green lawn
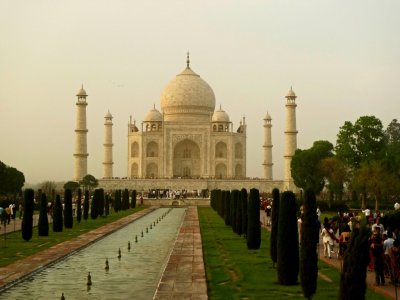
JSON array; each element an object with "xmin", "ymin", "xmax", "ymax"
[
  {"xmin": 0, "ymin": 206, "xmax": 146, "ymax": 267},
  {"xmin": 198, "ymin": 207, "xmax": 385, "ymax": 300}
]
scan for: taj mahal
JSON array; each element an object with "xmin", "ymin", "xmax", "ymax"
[{"xmin": 73, "ymin": 55, "xmax": 299, "ymax": 193}]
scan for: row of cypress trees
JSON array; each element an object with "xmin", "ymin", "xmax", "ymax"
[
  {"xmin": 210, "ymin": 188, "xmax": 260, "ymax": 250},
  {"xmin": 31, "ymin": 188, "xmax": 138, "ymax": 238}
]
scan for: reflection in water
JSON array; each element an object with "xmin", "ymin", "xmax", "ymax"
[{"xmin": 2, "ymin": 208, "xmax": 185, "ymax": 300}]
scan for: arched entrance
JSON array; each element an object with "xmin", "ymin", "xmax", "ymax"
[{"xmin": 173, "ymin": 139, "xmax": 200, "ymax": 178}]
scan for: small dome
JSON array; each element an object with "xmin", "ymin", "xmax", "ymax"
[
  {"xmin": 212, "ymin": 106, "xmax": 230, "ymax": 122},
  {"xmin": 76, "ymin": 85, "xmax": 87, "ymax": 97},
  {"xmin": 264, "ymin": 111, "xmax": 272, "ymax": 120},
  {"xmin": 105, "ymin": 110, "xmax": 113, "ymax": 118},
  {"xmin": 286, "ymin": 87, "xmax": 296, "ymax": 98},
  {"xmin": 144, "ymin": 107, "xmax": 162, "ymax": 122}
]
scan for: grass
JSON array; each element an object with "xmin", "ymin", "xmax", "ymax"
[
  {"xmin": 0, "ymin": 206, "xmax": 146, "ymax": 268},
  {"xmin": 198, "ymin": 207, "xmax": 386, "ymax": 300}
]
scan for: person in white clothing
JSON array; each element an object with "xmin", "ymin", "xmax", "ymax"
[{"xmin": 321, "ymin": 223, "xmax": 336, "ymax": 258}]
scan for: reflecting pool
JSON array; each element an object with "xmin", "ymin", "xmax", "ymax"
[{"xmin": 1, "ymin": 208, "xmax": 185, "ymax": 299}]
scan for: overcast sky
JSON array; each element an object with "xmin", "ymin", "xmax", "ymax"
[{"xmin": 1, "ymin": 1, "xmax": 399, "ymax": 185}]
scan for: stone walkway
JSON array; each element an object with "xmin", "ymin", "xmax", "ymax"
[
  {"xmin": 153, "ymin": 206, "xmax": 208, "ymax": 300},
  {"xmin": 0, "ymin": 207, "xmax": 156, "ymax": 291}
]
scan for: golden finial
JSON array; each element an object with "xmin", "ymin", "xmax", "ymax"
[{"xmin": 186, "ymin": 52, "xmax": 190, "ymax": 68}]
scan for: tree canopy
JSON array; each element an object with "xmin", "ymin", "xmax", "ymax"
[
  {"xmin": 80, "ymin": 174, "xmax": 98, "ymax": 191},
  {"xmin": 335, "ymin": 116, "xmax": 385, "ymax": 168},
  {"xmin": 0, "ymin": 161, "xmax": 25, "ymax": 195},
  {"xmin": 291, "ymin": 140, "xmax": 334, "ymax": 194},
  {"xmin": 63, "ymin": 181, "xmax": 80, "ymax": 193}
]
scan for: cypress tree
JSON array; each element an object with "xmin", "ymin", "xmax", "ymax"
[
  {"xmin": 247, "ymin": 188, "xmax": 261, "ymax": 249},
  {"xmin": 64, "ymin": 189, "xmax": 73, "ymax": 228},
  {"xmin": 22, "ymin": 189, "xmax": 34, "ymax": 241},
  {"xmin": 218, "ymin": 189, "xmax": 224, "ymax": 218},
  {"xmin": 223, "ymin": 191, "xmax": 231, "ymax": 226},
  {"xmin": 114, "ymin": 190, "xmax": 121, "ymax": 212},
  {"xmin": 91, "ymin": 189, "xmax": 99, "ymax": 219},
  {"xmin": 230, "ymin": 191, "xmax": 236, "ymax": 231},
  {"xmin": 98, "ymin": 188, "xmax": 105, "ymax": 216},
  {"xmin": 231, "ymin": 190, "xmax": 240, "ymax": 234},
  {"xmin": 339, "ymin": 219, "xmax": 371, "ymax": 300},
  {"xmin": 270, "ymin": 188, "xmax": 280, "ymax": 266},
  {"xmin": 241, "ymin": 188, "xmax": 248, "ymax": 237},
  {"xmin": 105, "ymin": 194, "xmax": 110, "ymax": 216},
  {"xmin": 123, "ymin": 189, "xmax": 129, "ymax": 210},
  {"xmin": 83, "ymin": 190, "xmax": 89, "ymax": 220},
  {"xmin": 300, "ymin": 189, "xmax": 318, "ymax": 299},
  {"xmin": 131, "ymin": 190, "xmax": 137, "ymax": 208},
  {"xmin": 236, "ymin": 189, "xmax": 243, "ymax": 236},
  {"xmin": 38, "ymin": 193, "xmax": 49, "ymax": 236},
  {"xmin": 53, "ymin": 195, "xmax": 63, "ymax": 232},
  {"xmin": 76, "ymin": 189, "xmax": 82, "ymax": 224},
  {"xmin": 277, "ymin": 191, "xmax": 299, "ymax": 285},
  {"xmin": 210, "ymin": 189, "xmax": 216, "ymax": 211}
]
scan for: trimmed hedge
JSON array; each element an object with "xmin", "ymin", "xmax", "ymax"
[
  {"xmin": 38, "ymin": 193, "xmax": 49, "ymax": 236},
  {"xmin": 64, "ymin": 189, "xmax": 73, "ymax": 228},
  {"xmin": 277, "ymin": 191, "xmax": 299, "ymax": 285},
  {"xmin": 270, "ymin": 188, "xmax": 280, "ymax": 265},
  {"xmin": 246, "ymin": 188, "xmax": 261, "ymax": 250},
  {"xmin": 22, "ymin": 189, "xmax": 34, "ymax": 241},
  {"xmin": 53, "ymin": 195, "xmax": 63, "ymax": 232}
]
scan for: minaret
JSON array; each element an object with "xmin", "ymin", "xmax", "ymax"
[
  {"xmin": 262, "ymin": 112, "xmax": 273, "ymax": 180},
  {"xmin": 103, "ymin": 110, "xmax": 114, "ymax": 179},
  {"xmin": 284, "ymin": 87, "xmax": 298, "ymax": 186},
  {"xmin": 73, "ymin": 85, "xmax": 89, "ymax": 181}
]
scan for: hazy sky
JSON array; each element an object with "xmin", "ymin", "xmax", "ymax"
[{"xmin": 1, "ymin": 1, "xmax": 399, "ymax": 185}]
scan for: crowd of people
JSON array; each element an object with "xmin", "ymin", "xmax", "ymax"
[{"xmin": 320, "ymin": 209, "xmax": 400, "ymax": 286}]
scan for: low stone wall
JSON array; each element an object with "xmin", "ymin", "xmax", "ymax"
[{"xmin": 98, "ymin": 178, "xmax": 296, "ymax": 193}]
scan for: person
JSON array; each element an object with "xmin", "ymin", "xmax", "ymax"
[
  {"xmin": 316, "ymin": 206, "xmax": 321, "ymax": 221},
  {"xmin": 363, "ymin": 207, "xmax": 371, "ymax": 223},
  {"xmin": 383, "ymin": 232, "xmax": 394, "ymax": 280},
  {"xmin": 0, "ymin": 206, "xmax": 3, "ymax": 229},
  {"xmin": 321, "ymin": 223, "xmax": 336, "ymax": 259},
  {"xmin": 265, "ymin": 204, "xmax": 271, "ymax": 226},
  {"xmin": 371, "ymin": 217, "xmax": 384, "ymax": 233},
  {"xmin": 5, "ymin": 206, "xmax": 11, "ymax": 224},
  {"xmin": 338, "ymin": 224, "xmax": 351, "ymax": 257},
  {"xmin": 371, "ymin": 227, "xmax": 385, "ymax": 285},
  {"xmin": 395, "ymin": 202, "xmax": 400, "ymax": 210}
]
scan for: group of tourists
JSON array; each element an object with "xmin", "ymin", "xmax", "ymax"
[
  {"xmin": 0, "ymin": 203, "xmax": 22, "ymax": 229},
  {"xmin": 320, "ymin": 209, "xmax": 400, "ymax": 286}
]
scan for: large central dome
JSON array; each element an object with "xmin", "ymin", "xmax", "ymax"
[{"xmin": 160, "ymin": 62, "xmax": 216, "ymax": 122}]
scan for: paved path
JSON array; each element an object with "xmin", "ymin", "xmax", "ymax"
[
  {"xmin": 260, "ymin": 211, "xmax": 396, "ymax": 299},
  {"xmin": 0, "ymin": 207, "xmax": 156, "ymax": 291},
  {"xmin": 0, "ymin": 215, "xmax": 53, "ymax": 236},
  {"xmin": 154, "ymin": 206, "xmax": 208, "ymax": 300}
]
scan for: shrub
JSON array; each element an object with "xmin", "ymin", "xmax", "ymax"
[
  {"xmin": 114, "ymin": 190, "xmax": 121, "ymax": 212},
  {"xmin": 340, "ymin": 219, "xmax": 371, "ymax": 300},
  {"xmin": 270, "ymin": 188, "xmax": 280, "ymax": 265},
  {"xmin": 76, "ymin": 189, "xmax": 82, "ymax": 223},
  {"xmin": 236, "ymin": 189, "xmax": 243, "ymax": 236},
  {"xmin": 224, "ymin": 190, "xmax": 231, "ymax": 226},
  {"xmin": 90, "ymin": 189, "xmax": 99, "ymax": 219},
  {"xmin": 300, "ymin": 189, "xmax": 318, "ymax": 299},
  {"xmin": 230, "ymin": 190, "xmax": 236, "ymax": 231},
  {"xmin": 277, "ymin": 191, "xmax": 299, "ymax": 285},
  {"xmin": 38, "ymin": 193, "xmax": 49, "ymax": 236},
  {"xmin": 83, "ymin": 190, "xmax": 89, "ymax": 220},
  {"xmin": 131, "ymin": 190, "xmax": 137, "ymax": 208},
  {"xmin": 241, "ymin": 188, "xmax": 248, "ymax": 236},
  {"xmin": 64, "ymin": 189, "xmax": 73, "ymax": 228},
  {"xmin": 53, "ymin": 195, "xmax": 63, "ymax": 232},
  {"xmin": 123, "ymin": 189, "xmax": 129, "ymax": 210},
  {"xmin": 105, "ymin": 194, "xmax": 110, "ymax": 216},
  {"xmin": 231, "ymin": 190, "xmax": 240, "ymax": 234},
  {"xmin": 22, "ymin": 189, "xmax": 34, "ymax": 241},
  {"xmin": 98, "ymin": 188, "xmax": 105, "ymax": 216},
  {"xmin": 247, "ymin": 188, "xmax": 261, "ymax": 249}
]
